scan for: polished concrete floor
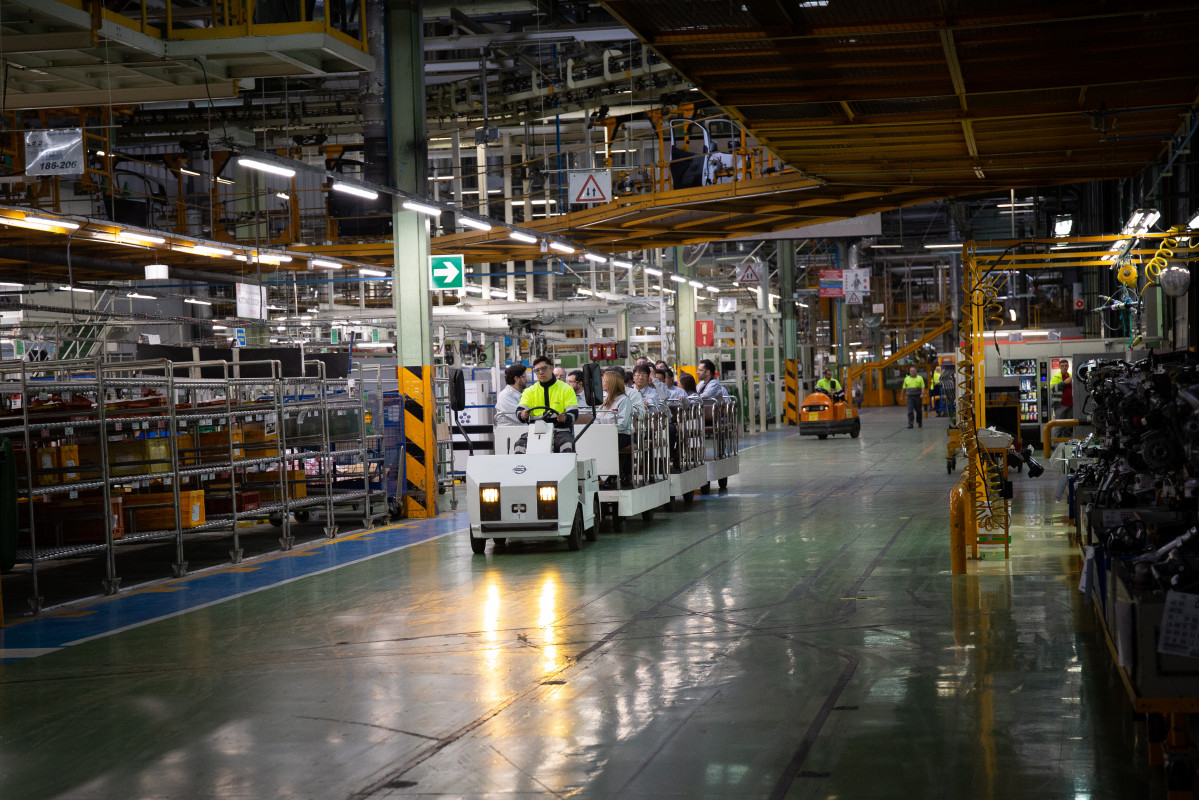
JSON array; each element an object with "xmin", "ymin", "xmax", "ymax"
[{"xmin": 0, "ymin": 408, "xmax": 1156, "ymax": 799}]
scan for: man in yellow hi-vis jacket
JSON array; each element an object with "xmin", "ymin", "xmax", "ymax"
[{"xmin": 903, "ymin": 366, "xmax": 925, "ymax": 429}]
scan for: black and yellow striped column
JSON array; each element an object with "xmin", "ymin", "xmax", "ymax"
[
  {"xmin": 784, "ymin": 359, "xmax": 800, "ymax": 426},
  {"xmin": 399, "ymin": 365, "xmax": 437, "ymax": 518}
]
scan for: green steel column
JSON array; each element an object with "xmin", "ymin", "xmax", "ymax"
[
  {"xmin": 673, "ymin": 246, "xmax": 697, "ymax": 369},
  {"xmin": 386, "ymin": 0, "xmax": 436, "ymax": 516},
  {"xmin": 778, "ymin": 239, "xmax": 797, "ymax": 360},
  {"xmin": 387, "ymin": 0, "xmax": 432, "ymax": 366}
]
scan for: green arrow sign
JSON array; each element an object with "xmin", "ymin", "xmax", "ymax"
[{"xmin": 430, "ymin": 254, "xmax": 465, "ymax": 290}]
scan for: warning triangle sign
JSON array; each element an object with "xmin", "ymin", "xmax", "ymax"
[
  {"xmin": 737, "ymin": 263, "xmax": 760, "ymax": 283},
  {"xmin": 573, "ymin": 173, "xmax": 609, "ymax": 203}
]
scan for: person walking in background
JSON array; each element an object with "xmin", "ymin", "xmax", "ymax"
[
  {"xmin": 903, "ymin": 365, "xmax": 925, "ymax": 429},
  {"xmin": 931, "ymin": 364, "xmax": 944, "ymax": 416},
  {"xmin": 494, "ymin": 363, "xmax": 527, "ymax": 425}
]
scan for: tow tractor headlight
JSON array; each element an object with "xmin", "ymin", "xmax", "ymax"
[
  {"xmin": 536, "ymin": 482, "xmax": 558, "ymax": 519},
  {"xmin": 480, "ymin": 483, "xmax": 501, "ymax": 520}
]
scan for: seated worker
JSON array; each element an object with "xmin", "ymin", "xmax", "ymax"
[
  {"xmin": 815, "ymin": 369, "xmax": 842, "ymax": 397},
  {"xmin": 598, "ymin": 368, "xmax": 633, "ymax": 487},
  {"xmin": 632, "ymin": 363, "xmax": 662, "ymax": 405},
  {"xmin": 623, "ymin": 368, "xmax": 648, "ymax": 418},
  {"xmin": 653, "ymin": 360, "xmax": 670, "ymax": 397},
  {"xmin": 494, "ymin": 363, "xmax": 527, "ymax": 425},
  {"xmin": 514, "ymin": 355, "xmax": 579, "ymax": 453},
  {"xmin": 696, "ymin": 358, "xmax": 728, "ymax": 399},
  {"xmin": 566, "ymin": 369, "xmax": 587, "ymax": 406},
  {"xmin": 678, "ymin": 372, "xmax": 699, "ymax": 397},
  {"xmin": 657, "ymin": 366, "xmax": 687, "ymax": 401}
]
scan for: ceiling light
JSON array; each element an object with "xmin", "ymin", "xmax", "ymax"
[
  {"xmin": 611, "ymin": 259, "xmax": 633, "ymax": 269},
  {"xmin": 211, "ymin": 324, "xmax": 228, "ymax": 330},
  {"xmin": 459, "ymin": 215, "xmax": 493, "ymax": 232},
  {"xmin": 688, "ymin": 279, "xmax": 704, "ymax": 288},
  {"xmin": 1, "ymin": 218, "xmax": 55, "ymax": 232},
  {"xmin": 644, "ymin": 267, "xmax": 663, "ymax": 276},
  {"xmin": 924, "ymin": 243, "xmax": 962, "ymax": 249},
  {"xmin": 996, "ymin": 202, "xmax": 1034, "ymax": 208},
  {"xmin": 184, "ymin": 298, "xmax": 212, "ymax": 306},
  {"xmin": 1054, "ymin": 217, "xmax": 1074, "ymax": 236},
  {"xmin": 1009, "ymin": 309, "xmax": 1017, "ymax": 321},
  {"xmin": 24, "ymin": 215, "xmax": 80, "ymax": 230},
  {"xmin": 311, "ymin": 259, "xmax": 342, "ymax": 269},
  {"xmin": 670, "ymin": 274, "xmax": 688, "ymax": 284},
  {"xmin": 215, "ymin": 177, "xmax": 234, "ymax": 185},
  {"xmin": 869, "ymin": 244, "xmax": 902, "ymax": 249},
  {"xmin": 126, "ymin": 292, "xmax": 155, "ymax": 300},
  {"xmin": 576, "ymin": 288, "xmax": 595, "ymax": 296},
  {"xmin": 0, "ymin": 281, "xmax": 24, "ymax": 289},
  {"xmin": 236, "ymin": 156, "xmax": 296, "ymax": 178},
  {"xmin": 402, "ymin": 199, "xmax": 443, "ymax": 217},
  {"xmin": 179, "ymin": 168, "xmax": 200, "ymax": 177},
  {"xmin": 190, "ymin": 245, "xmax": 233, "ymax": 257},
  {"xmin": 95, "ymin": 150, "xmax": 107, "ymax": 156},
  {"xmin": 59, "ymin": 285, "xmax": 94, "ymax": 293},
  {"xmin": 509, "ymin": 231, "xmax": 538, "ymax": 244},
  {"xmin": 144, "ymin": 263, "xmax": 169, "ymax": 279},
  {"xmin": 333, "ymin": 182, "xmax": 379, "ymax": 201},
  {"xmin": 1123, "ymin": 208, "xmax": 1161, "ymax": 235},
  {"xmin": 489, "ymin": 290, "xmax": 507, "ymax": 299},
  {"xmin": 583, "ymin": 252, "xmax": 608, "ymax": 263},
  {"xmin": 706, "ymin": 285, "xmax": 720, "ymax": 293},
  {"xmin": 275, "ymin": 192, "xmax": 290, "ymax": 201},
  {"xmin": 118, "ymin": 231, "xmax": 166, "ymax": 245},
  {"xmin": 974, "ymin": 168, "xmax": 986, "ymax": 179},
  {"xmin": 359, "ymin": 268, "xmax": 387, "ymax": 277},
  {"xmin": 549, "ymin": 242, "xmax": 575, "ymax": 254}
]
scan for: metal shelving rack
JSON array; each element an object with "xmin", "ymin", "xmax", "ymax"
[{"xmin": 0, "ymin": 355, "xmax": 386, "ymax": 613}]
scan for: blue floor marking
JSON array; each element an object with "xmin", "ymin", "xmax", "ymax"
[{"xmin": 1, "ymin": 513, "xmax": 466, "ymax": 663}]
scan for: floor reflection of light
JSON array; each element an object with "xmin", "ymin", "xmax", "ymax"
[
  {"xmin": 539, "ymin": 576, "xmax": 560, "ymax": 673},
  {"xmin": 483, "ymin": 580, "xmax": 501, "ymax": 670}
]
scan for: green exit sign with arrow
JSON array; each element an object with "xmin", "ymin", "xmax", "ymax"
[{"xmin": 430, "ymin": 254, "xmax": 464, "ymax": 290}]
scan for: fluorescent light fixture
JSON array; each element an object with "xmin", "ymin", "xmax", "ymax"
[
  {"xmin": 1188, "ymin": 211, "xmax": 1199, "ymax": 229},
  {"xmin": 996, "ymin": 202, "xmax": 1034, "ymax": 208},
  {"xmin": 1054, "ymin": 217, "xmax": 1074, "ymax": 236},
  {"xmin": 333, "ymin": 182, "xmax": 379, "ymax": 201},
  {"xmin": 706, "ymin": 285, "xmax": 721, "ymax": 293},
  {"xmin": 96, "ymin": 150, "xmax": 106, "ymax": 156},
  {"xmin": 576, "ymin": 288, "xmax": 595, "ymax": 296},
  {"xmin": 1009, "ymin": 308, "xmax": 1017, "ymax": 321},
  {"xmin": 688, "ymin": 279, "xmax": 704, "ymax": 288},
  {"xmin": 1, "ymin": 218, "xmax": 55, "ymax": 232},
  {"xmin": 459, "ymin": 215, "xmax": 493, "ymax": 232},
  {"xmin": 358, "ymin": 268, "xmax": 387, "ymax": 277},
  {"xmin": 184, "ymin": 298, "xmax": 212, "ymax": 306},
  {"xmin": 311, "ymin": 259, "xmax": 342, "ymax": 269},
  {"xmin": 266, "ymin": 305, "xmax": 285, "ymax": 310},
  {"xmin": 462, "ymin": 285, "xmax": 485, "ymax": 294},
  {"xmin": 402, "ymin": 199, "xmax": 443, "ymax": 217},
  {"xmin": 611, "ymin": 259, "xmax": 633, "ymax": 269},
  {"xmin": 583, "ymin": 252, "xmax": 608, "ymax": 263},
  {"xmin": 509, "ymin": 231, "xmax": 538, "ymax": 244},
  {"xmin": 645, "ymin": 267, "xmax": 663, "ymax": 276},
  {"xmin": 126, "ymin": 292, "xmax": 155, "ymax": 300},
  {"xmin": 1123, "ymin": 208, "xmax": 1161, "ymax": 235},
  {"xmin": 25, "ymin": 215, "xmax": 80, "ymax": 230},
  {"xmin": 179, "ymin": 168, "xmax": 200, "ymax": 177},
  {"xmin": 144, "ymin": 263, "xmax": 169, "ymax": 279},
  {"xmin": 190, "ymin": 245, "xmax": 233, "ymax": 257},
  {"xmin": 118, "ymin": 231, "xmax": 166, "ymax": 245},
  {"xmin": 429, "ymin": 175, "xmax": 455, "ymax": 181},
  {"xmin": 215, "ymin": 177, "xmax": 234, "ymax": 185},
  {"xmin": 211, "ymin": 324, "xmax": 228, "ymax": 330},
  {"xmin": 869, "ymin": 244, "xmax": 902, "ymax": 249},
  {"xmin": 236, "ymin": 156, "xmax": 296, "ymax": 178},
  {"xmin": 0, "ymin": 281, "xmax": 24, "ymax": 288},
  {"xmin": 670, "ymin": 274, "xmax": 688, "ymax": 284},
  {"xmin": 924, "ymin": 243, "xmax": 962, "ymax": 249},
  {"xmin": 59, "ymin": 285, "xmax": 94, "ymax": 293},
  {"xmin": 275, "ymin": 192, "xmax": 290, "ymax": 201},
  {"xmin": 549, "ymin": 241, "xmax": 575, "ymax": 254},
  {"xmin": 489, "ymin": 290, "xmax": 507, "ymax": 299}
]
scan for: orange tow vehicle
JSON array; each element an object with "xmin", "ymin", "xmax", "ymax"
[{"xmin": 799, "ymin": 388, "xmax": 861, "ymax": 439}]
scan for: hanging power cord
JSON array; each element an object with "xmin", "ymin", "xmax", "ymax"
[{"xmin": 1142, "ymin": 226, "xmax": 1183, "ymax": 294}]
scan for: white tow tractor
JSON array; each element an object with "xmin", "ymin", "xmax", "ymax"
[{"xmin": 464, "ymin": 366, "xmax": 603, "ymax": 553}]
